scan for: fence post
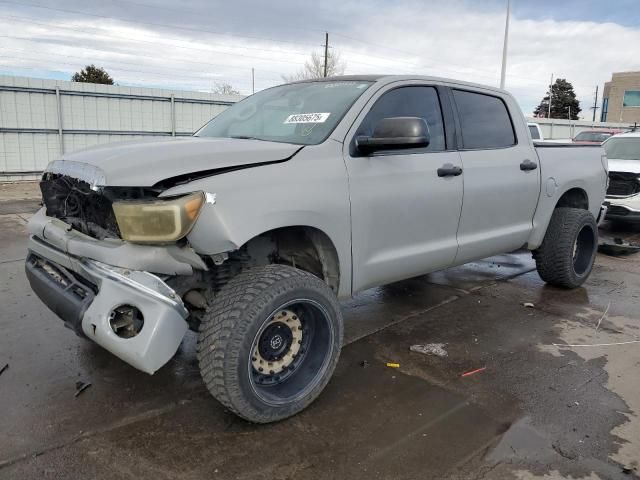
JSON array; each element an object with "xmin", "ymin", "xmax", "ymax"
[
  {"xmin": 55, "ymin": 86, "xmax": 64, "ymax": 154},
  {"xmin": 170, "ymin": 94, "xmax": 176, "ymax": 136}
]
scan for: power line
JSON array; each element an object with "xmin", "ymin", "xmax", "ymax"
[
  {"xmin": 101, "ymin": 0, "xmax": 325, "ymax": 43},
  {"xmin": 1, "ymin": 2, "xmax": 548, "ymax": 87},
  {"xmin": 0, "ymin": 0, "xmax": 314, "ymax": 55},
  {"xmin": 0, "ymin": 53, "xmax": 274, "ymax": 90},
  {"xmin": 0, "ymin": 36, "xmax": 285, "ymax": 80},
  {"xmin": 1, "ymin": 14, "xmax": 501, "ymax": 85},
  {"xmin": 1, "ymin": 16, "xmax": 295, "ymax": 76},
  {"xmin": 0, "ymin": 3, "xmax": 595, "ymax": 96},
  {"xmin": 0, "ymin": 62, "xmax": 244, "ymax": 90},
  {"xmin": 0, "ymin": 47, "xmax": 281, "ymax": 90}
]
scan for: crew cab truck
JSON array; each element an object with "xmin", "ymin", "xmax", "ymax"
[{"xmin": 26, "ymin": 75, "xmax": 608, "ymax": 423}]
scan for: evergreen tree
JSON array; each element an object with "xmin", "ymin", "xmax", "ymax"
[
  {"xmin": 533, "ymin": 78, "xmax": 580, "ymax": 119},
  {"xmin": 71, "ymin": 65, "xmax": 114, "ymax": 85}
]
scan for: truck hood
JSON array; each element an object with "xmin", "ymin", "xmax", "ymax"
[
  {"xmin": 608, "ymin": 158, "xmax": 640, "ymax": 175},
  {"xmin": 45, "ymin": 137, "xmax": 302, "ymax": 187}
]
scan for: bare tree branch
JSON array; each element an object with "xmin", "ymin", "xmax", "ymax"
[{"xmin": 282, "ymin": 50, "xmax": 346, "ymax": 82}]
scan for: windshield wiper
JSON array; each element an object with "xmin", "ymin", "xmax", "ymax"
[{"xmin": 229, "ymin": 135, "xmax": 263, "ymax": 140}]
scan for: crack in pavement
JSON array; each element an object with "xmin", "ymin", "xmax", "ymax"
[{"xmin": 0, "ymin": 403, "xmax": 181, "ymax": 470}]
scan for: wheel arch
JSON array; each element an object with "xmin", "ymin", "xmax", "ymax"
[
  {"xmin": 242, "ymin": 225, "xmax": 341, "ymax": 295},
  {"xmin": 555, "ymin": 187, "xmax": 589, "ymax": 211},
  {"xmin": 527, "ymin": 184, "xmax": 592, "ymax": 250}
]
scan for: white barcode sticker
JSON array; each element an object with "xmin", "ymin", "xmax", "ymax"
[{"xmin": 284, "ymin": 112, "xmax": 330, "ymax": 124}]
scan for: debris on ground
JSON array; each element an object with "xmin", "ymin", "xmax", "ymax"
[
  {"xmin": 409, "ymin": 343, "xmax": 448, "ymax": 358},
  {"xmin": 74, "ymin": 381, "xmax": 92, "ymax": 397},
  {"xmin": 0, "ymin": 363, "xmax": 8, "ymax": 377},
  {"xmin": 359, "ymin": 360, "xmax": 369, "ymax": 368},
  {"xmin": 522, "ymin": 302, "xmax": 535, "ymax": 308},
  {"xmin": 598, "ymin": 235, "xmax": 640, "ymax": 256},
  {"xmin": 595, "ymin": 301, "xmax": 611, "ymax": 332},
  {"xmin": 461, "ymin": 367, "xmax": 486, "ymax": 377},
  {"xmin": 386, "ymin": 363, "xmax": 400, "ymax": 368}
]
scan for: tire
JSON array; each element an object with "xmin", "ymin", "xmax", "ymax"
[
  {"xmin": 197, "ymin": 264, "xmax": 343, "ymax": 423},
  {"xmin": 534, "ymin": 207, "xmax": 598, "ymax": 288}
]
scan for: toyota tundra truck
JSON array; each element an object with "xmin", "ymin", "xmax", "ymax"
[{"xmin": 26, "ymin": 75, "xmax": 608, "ymax": 423}]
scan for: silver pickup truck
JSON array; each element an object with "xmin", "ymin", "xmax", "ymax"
[{"xmin": 26, "ymin": 75, "xmax": 607, "ymax": 423}]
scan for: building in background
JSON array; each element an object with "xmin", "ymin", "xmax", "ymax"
[{"xmin": 601, "ymin": 71, "xmax": 640, "ymax": 123}]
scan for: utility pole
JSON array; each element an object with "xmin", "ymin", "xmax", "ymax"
[
  {"xmin": 251, "ymin": 68, "xmax": 255, "ymax": 94},
  {"xmin": 547, "ymin": 73, "xmax": 554, "ymax": 119},
  {"xmin": 499, "ymin": 0, "xmax": 510, "ymax": 89},
  {"xmin": 323, "ymin": 32, "xmax": 329, "ymax": 78},
  {"xmin": 591, "ymin": 85, "xmax": 599, "ymax": 122}
]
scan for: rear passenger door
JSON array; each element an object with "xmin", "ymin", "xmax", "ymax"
[
  {"xmin": 451, "ymin": 89, "xmax": 540, "ymax": 264},
  {"xmin": 345, "ymin": 84, "xmax": 464, "ymax": 292}
]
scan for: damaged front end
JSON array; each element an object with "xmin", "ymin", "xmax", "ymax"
[
  {"xmin": 28, "ymin": 169, "xmax": 216, "ymax": 374},
  {"xmin": 605, "ymin": 171, "xmax": 640, "ymax": 222}
]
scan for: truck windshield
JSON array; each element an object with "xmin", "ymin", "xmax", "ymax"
[
  {"xmin": 604, "ymin": 137, "xmax": 640, "ymax": 160},
  {"xmin": 195, "ymin": 80, "xmax": 373, "ymax": 145}
]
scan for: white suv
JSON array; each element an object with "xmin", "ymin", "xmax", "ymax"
[{"xmin": 603, "ymin": 132, "xmax": 640, "ymax": 223}]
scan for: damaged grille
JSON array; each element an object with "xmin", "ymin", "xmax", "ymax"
[
  {"xmin": 41, "ymin": 173, "xmax": 120, "ymax": 239},
  {"xmin": 607, "ymin": 172, "xmax": 640, "ymax": 197},
  {"xmin": 40, "ymin": 173, "xmax": 161, "ymax": 240}
]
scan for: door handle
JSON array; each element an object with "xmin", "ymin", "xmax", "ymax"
[
  {"xmin": 520, "ymin": 159, "xmax": 538, "ymax": 171},
  {"xmin": 437, "ymin": 164, "xmax": 463, "ymax": 177}
]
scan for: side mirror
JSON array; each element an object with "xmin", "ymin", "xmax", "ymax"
[{"xmin": 356, "ymin": 117, "xmax": 430, "ymax": 154}]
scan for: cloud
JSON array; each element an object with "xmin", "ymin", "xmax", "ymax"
[{"xmin": 1, "ymin": 0, "xmax": 639, "ymax": 118}]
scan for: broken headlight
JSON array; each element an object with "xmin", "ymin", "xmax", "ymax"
[{"xmin": 112, "ymin": 191, "xmax": 205, "ymax": 243}]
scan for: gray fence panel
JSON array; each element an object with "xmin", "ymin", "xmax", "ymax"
[{"xmin": 0, "ymin": 75, "xmax": 242, "ymax": 181}]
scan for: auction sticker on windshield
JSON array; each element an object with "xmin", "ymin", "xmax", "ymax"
[{"xmin": 284, "ymin": 112, "xmax": 331, "ymax": 124}]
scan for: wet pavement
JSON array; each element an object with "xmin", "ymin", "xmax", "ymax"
[{"xmin": 1, "ymin": 189, "xmax": 639, "ymax": 479}]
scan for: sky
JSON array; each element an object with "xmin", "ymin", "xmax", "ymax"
[{"xmin": 0, "ymin": 0, "xmax": 639, "ymax": 118}]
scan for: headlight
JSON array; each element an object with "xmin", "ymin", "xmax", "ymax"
[{"xmin": 112, "ymin": 191, "xmax": 205, "ymax": 243}]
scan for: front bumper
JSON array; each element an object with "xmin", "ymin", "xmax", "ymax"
[
  {"xmin": 26, "ymin": 235, "xmax": 189, "ymax": 374},
  {"xmin": 604, "ymin": 195, "xmax": 640, "ymax": 222}
]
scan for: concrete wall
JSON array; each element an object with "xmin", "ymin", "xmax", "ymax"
[
  {"xmin": 525, "ymin": 117, "xmax": 632, "ymax": 140},
  {"xmin": 0, "ymin": 75, "xmax": 243, "ymax": 181}
]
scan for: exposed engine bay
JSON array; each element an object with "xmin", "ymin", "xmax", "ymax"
[{"xmin": 607, "ymin": 171, "xmax": 640, "ymax": 197}]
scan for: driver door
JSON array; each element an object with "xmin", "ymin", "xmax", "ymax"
[{"xmin": 344, "ymin": 84, "xmax": 464, "ymax": 292}]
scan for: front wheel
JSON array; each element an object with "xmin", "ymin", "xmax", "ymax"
[
  {"xmin": 197, "ymin": 264, "xmax": 343, "ymax": 423},
  {"xmin": 534, "ymin": 207, "xmax": 598, "ymax": 288}
]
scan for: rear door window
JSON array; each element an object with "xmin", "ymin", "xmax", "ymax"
[{"xmin": 453, "ymin": 90, "xmax": 516, "ymax": 149}]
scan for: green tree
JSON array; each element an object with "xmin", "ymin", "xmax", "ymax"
[
  {"xmin": 533, "ymin": 78, "xmax": 581, "ymax": 119},
  {"xmin": 71, "ymin": 65, "xmax": 114, "ymax": 85}
]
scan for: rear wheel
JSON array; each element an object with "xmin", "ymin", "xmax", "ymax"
[
  {"xmin": 197, "ymin": 264, "xmax": 343, "ymax": 423},
  {"xmin": 534, "ymin": 207, "xmax": 598, "ymax": 288}
]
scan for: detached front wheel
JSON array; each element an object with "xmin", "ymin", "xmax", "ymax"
[
  {"xmin": 197, "ymin": 264, "xmax": 343, "ymax": 423},
  {"xmin": 534, "ymin": 207, "xmax": 598, "ymax": 288}
]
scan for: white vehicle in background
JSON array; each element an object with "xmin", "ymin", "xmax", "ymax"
[
  {"xmin": 604, "ymin": 132, "xmax": 640, "ymax": 223},
  {"xmin": 527, "ymin": 122, "xmax": 544, "ymax": 141}
]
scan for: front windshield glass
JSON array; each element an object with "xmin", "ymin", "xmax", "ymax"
[
  {"xmin": 604, "ymin": 137, "xmax": 640, "ymax": 160},
  {"xmin": 195, "ymin": 80, "xmax": 373, "ymax": 145},
  {"xmin": 574, "ymin": 132, "xmax": 613, "ymax": 142}
]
